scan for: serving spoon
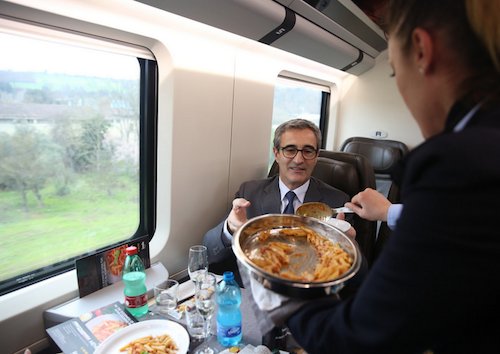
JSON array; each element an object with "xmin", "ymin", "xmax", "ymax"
[{"xmin": 295, "ymin": 202, "xmax": 354, "ymax": 222}]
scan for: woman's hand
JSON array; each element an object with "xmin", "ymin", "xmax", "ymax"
[{"xmin": 345, "ymin": 188, "xmax": 392, "ymax": 222}]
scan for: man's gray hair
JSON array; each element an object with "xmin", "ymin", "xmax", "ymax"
[{"xmin": 273, "ymin": 118, "xmax": 322, "ymax": 150}]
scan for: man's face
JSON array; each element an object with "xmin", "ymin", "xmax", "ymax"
[{"xmin": 273, "ymin": 128, "xmax": 318, "ymax": 190}]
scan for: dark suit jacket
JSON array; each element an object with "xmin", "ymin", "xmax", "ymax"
[
  {"xmin": 287, "ymin": 100, "xmax": 500, "ymax": 353},
  {"xmin": 203, "ymin": 175, "xmax": 351, "ymax": 284}
]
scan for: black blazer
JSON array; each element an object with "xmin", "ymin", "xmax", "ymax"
[{"xmin": 287, "ymin": 100, "xmax": 500, "ymax": 354}]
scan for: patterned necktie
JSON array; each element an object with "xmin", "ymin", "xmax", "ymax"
[{"xmin": 283, "ymin": 191, "xmax": 296, "ymax": 214}]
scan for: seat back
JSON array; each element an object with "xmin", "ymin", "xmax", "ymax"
[
  {"xmin": 340, "ymin": 137, "xmax": 409, "ymax": 197},
  {"xmin": 268, "ymin": 150, "xmax": 378, "ymax": 265},
  {"xmin": 340, "ymin": 137, "xmax": 409, "ymax": 262}
]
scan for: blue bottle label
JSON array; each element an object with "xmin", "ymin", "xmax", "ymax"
[{"xmin": 217, "ymin": 323, "xmax": 242, "ymax": 338}]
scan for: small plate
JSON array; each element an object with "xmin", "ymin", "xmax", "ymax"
[
  {"xmin": 326, "ymin": 218, "xmax": 351, "ymax": 232},
  {"xmin": 94, "ymin": 319, "xmax": 189, "ymax": 354}
]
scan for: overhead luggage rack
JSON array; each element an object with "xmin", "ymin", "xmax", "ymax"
[{"xmin": 134, "ymin": 0, "xmax": 386, "ymax": 75}]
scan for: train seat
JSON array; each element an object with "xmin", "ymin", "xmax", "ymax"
[
  {"xmin": 339, "ymin": 136, "xmax": 409, "ymax": 197},
  {"xmin": 339, "ymin": 137, "xmax": 410, "ymax": 261},
  {"xmin": 268, "ymin": 150, "xmax": 377, "ymax": 265}
]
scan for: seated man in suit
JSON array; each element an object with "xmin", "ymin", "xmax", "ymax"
[{"xmin": 203, "ymin": 119, "xmax": 356, "ymax": 285}]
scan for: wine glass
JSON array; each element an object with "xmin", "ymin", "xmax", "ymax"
[
  {"xmin": 194, "ymin": 272, "xmax": 218, "ymax": 354},
  {"xmin": 188, "ymin": 245, "xmax": 208, "ymax": 283}
]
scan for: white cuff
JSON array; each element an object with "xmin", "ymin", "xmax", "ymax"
[
  {"xmin": 387, "ymin": 204, "xmax": 403, "ymax": 230},
  {"xmin": 222, "ymin": 219, "xmax": 234, "ymax": 247}
]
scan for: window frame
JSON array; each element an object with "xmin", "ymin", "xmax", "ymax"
[
  {"xmin": 319, "ymin": 90, "xmax": 330, "ymax": 149},
  {"xmin": 268, "ymin": 76, "xmax": 331, "ymax": 170},
  {"xmin": 0, "ymin": 26, "xmax": 158, "ymax": 296},
  {"xmin": 276, "ymin": 75, "xmax": 331, "ymax": 149}
]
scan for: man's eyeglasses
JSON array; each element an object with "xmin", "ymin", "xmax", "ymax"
[{"xmin": 279, "ymin": 146, "xmax": 318, "ymax": 160}]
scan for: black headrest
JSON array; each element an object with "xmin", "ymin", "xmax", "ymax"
[
  {"xmin": 312, "ymin": 157, "xmax": 359, "ymax": 197},
  {"xmin": 317, "ymin": 150, "xmax": 376, "ymax": 191},
  {"xmin": 340, "ymin": 137, "xmax": 409, "ymax": 175},
  {"xmin": 342, "ymin": 141, "xmax": 401, "ymax": 174}
]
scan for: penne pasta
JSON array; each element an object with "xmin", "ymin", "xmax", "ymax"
[
  {"xmin": 247, "ymin": 226, "xmax": 353, "ymax": 282},
  {"xmin": 120, "ymin": 333, "xmax": 178, "ymax": 354}
]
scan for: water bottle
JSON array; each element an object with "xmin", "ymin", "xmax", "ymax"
[
  {"xmin": 122, "ymin": 246, "xmax": 148, "ymax": 317},
  {"xmin": 216, "ymin": 271, "xmax": 242, "ymax": 347}
]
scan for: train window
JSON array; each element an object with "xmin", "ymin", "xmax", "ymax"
[
  {"xmin": 0, "ymin": 27, "xmax": 157, "ymax": 296},
  {"xmin": 269, "ymin": 76, "xmax": 330, "ymax": 168}
]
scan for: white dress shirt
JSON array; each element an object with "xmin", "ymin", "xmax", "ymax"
[{"xmin": 222, "ymin": 177, "xmax": 311, "ymax": 245}]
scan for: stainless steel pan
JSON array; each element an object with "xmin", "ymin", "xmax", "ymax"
[{"xmin": 232, "ymin": 214, "xmax": 361, "ymax": 299}]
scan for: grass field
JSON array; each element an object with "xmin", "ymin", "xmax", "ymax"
[{"xmin": 0, "ymin": 175, "xmax": 139, "ymax": 282}]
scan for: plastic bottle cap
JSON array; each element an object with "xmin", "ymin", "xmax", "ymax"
[
  {"xmin": 223, "ymin": 271, "xmax": 234, "ymax": 281},
  {"xmin": 126, "ymin": 246, "xmax": 138, "ymax": 256}
]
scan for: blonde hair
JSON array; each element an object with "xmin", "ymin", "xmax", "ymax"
[{"xmin": 466, "ymin": 0, "xmax": 500, "ymax": 72}]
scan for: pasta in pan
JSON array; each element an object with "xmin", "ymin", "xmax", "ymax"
[{"xmin": 246, "ymin": 226, "xmax": 353, "ymax": 282}]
